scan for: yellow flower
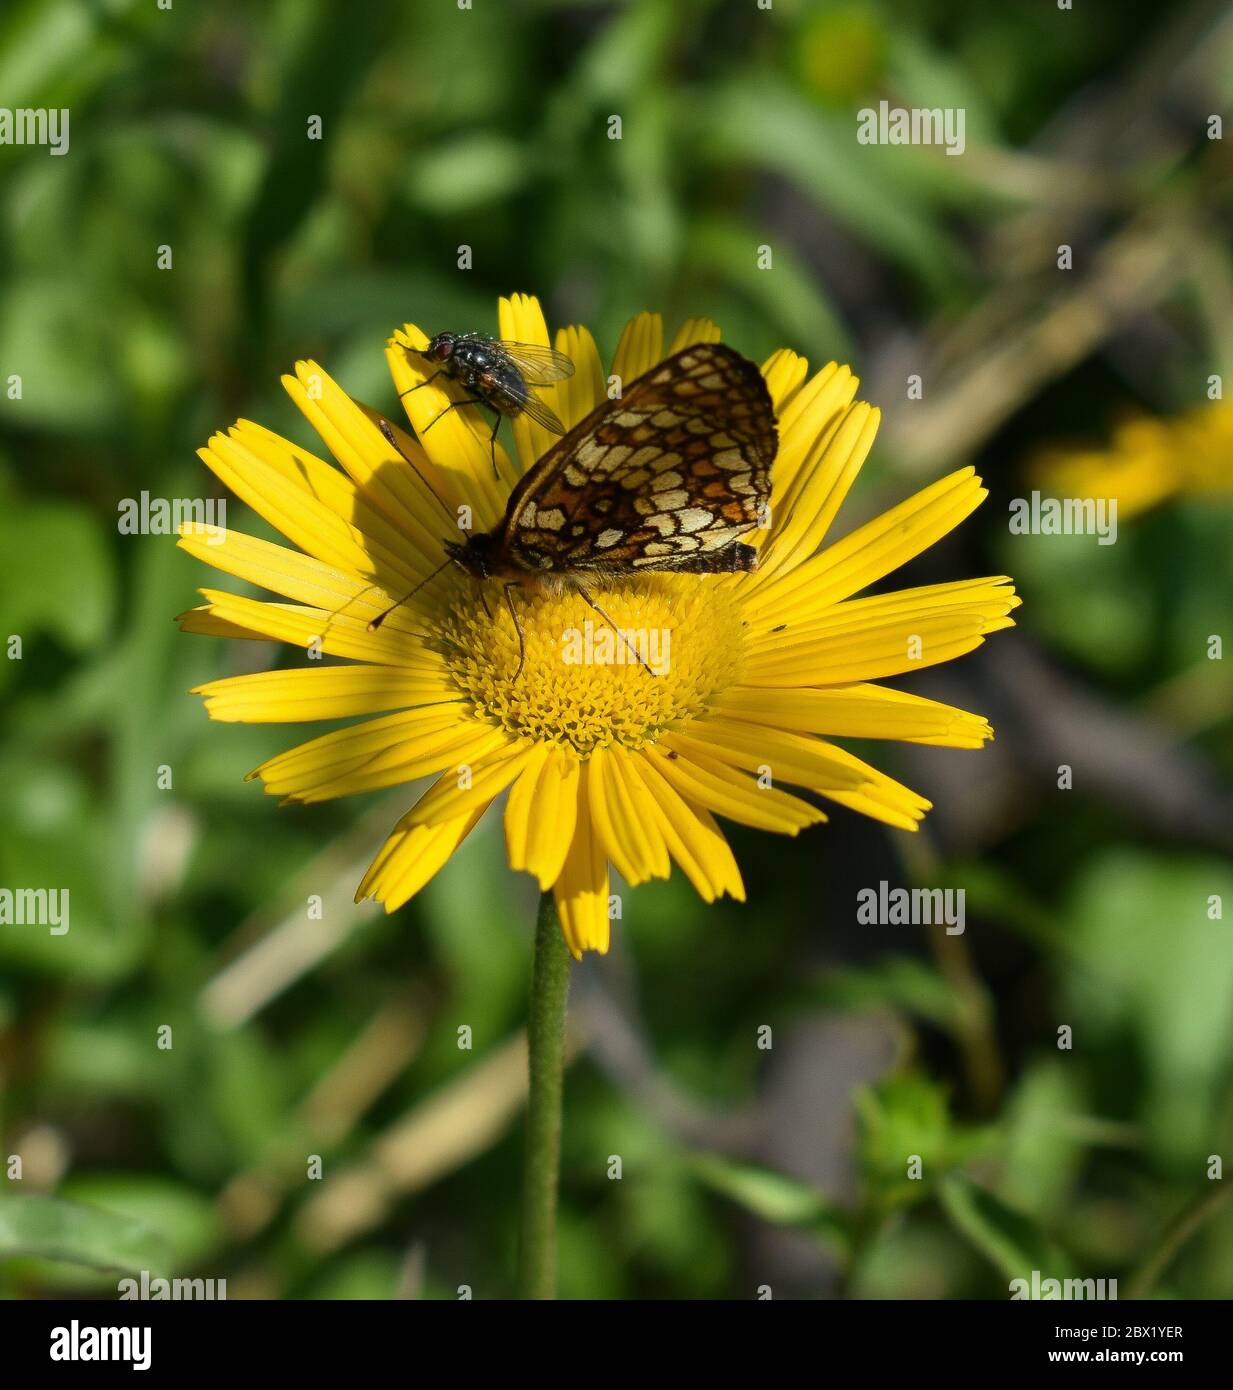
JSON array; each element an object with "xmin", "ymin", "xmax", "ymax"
[
  {"xmin": 1032, "ymin": 402, "xmax": 1233, "ymax": 522},
  {"xmin": 180, "ymin": 294, "xmax": 1019, "ymax": 957}
]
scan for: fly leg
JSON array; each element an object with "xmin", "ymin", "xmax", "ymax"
[
  {"xmin": 411, "ymin": 393, "xmax": 504, "ymax": 478},
  {"xmin": 421, "ymin": 398, "xmax": 485, "ymax": 434},
  {"xmin": 398, "ymin": 369, "xmax": 447, "ymax": 400},
  {"xmin": 485, "ymin": 410, "xmax": 503, "ymax": 477}
]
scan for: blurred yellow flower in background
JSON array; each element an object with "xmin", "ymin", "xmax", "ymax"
[
  {"xmin": 179, "ymin": 295, "xmax": 1018, "ymax": 958},
  {"xmin": 1032, "ymin": 402, "xmax": 1233, "ymax": 522}
]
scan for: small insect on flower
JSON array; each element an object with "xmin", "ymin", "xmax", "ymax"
[
  {"xmin": 375, "ymin": 342, "xmax": 777, "ymax": 679},
  {"xmin": 401, "ymin": 332, "xmax": 576, "ymax": 475}
]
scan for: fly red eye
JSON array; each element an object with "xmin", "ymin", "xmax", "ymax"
[{"xmin": 428, "ymin": 333, "xmax": 454, "ymax": 362}]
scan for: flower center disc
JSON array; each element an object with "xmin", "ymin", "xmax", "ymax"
[{"xmin": 437, "ymin": 576, "xmax": 745, "ymax": 755}]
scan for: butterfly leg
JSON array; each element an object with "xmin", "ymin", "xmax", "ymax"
[
  {"xmin": 503, "ymin": 582, "xmax": 527, "ymax": 681},
  {"xmin": 477, "ymin": 579, "xmax": 493, "ymax": 621},
  {"xmin": 576, "ymin": 588, "xmax": 658, "ymax": 677}
]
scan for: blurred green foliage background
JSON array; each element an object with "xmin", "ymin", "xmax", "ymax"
[{"xmin": 1, "ymin": 0, "xmax": 1232, "ymax": 1299}]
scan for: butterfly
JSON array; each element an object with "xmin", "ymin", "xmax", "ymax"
[
  {"xmin": 376, "ymin": 342, "xmax": 777, "ymax": 675},
  {"xmin": 400, "ymin": 332, "xmax": 575, "ymax": 474}
]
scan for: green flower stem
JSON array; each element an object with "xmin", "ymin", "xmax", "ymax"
[{"xmin": 517, "ymin": 891, "xmax": 572, "ymax": 1299}]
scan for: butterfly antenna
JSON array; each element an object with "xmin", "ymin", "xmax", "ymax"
[
  {"xmin": 477, "ymin": 579, "xmax": 493, "ymax": 622},
  {"xmin": 368, "ymin": 556, "xmax": 453, "ymax": 632},
  {"xmin": 377, "ymin": 418, "xmax": 458, "ymax": 527}
]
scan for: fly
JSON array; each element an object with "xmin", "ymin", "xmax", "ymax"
[{"xmin": 400, "ymin": 332, "xmax": 575, "ymax": 475}]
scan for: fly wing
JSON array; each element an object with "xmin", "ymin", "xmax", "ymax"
[
  {"xmin": 513, "ymin": 389, "xmax": 567, "ymax": 435},
  {"xmin": 492, "ymin": 341, "xmax": 576, "ymax": 385}
]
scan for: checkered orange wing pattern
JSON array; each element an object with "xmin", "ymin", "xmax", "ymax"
[{"xmin": 497, "ymin": 344, "xmax": 777, "ymax": 575}]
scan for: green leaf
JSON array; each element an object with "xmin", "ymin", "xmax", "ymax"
[
  {"xmin": 0, "ymin": 1193, "xmax": 172, "ymax": 1277},
  {"xmin": 855, "ymin": 1072, "xmax": 953, "ymax": 1207},
  {"xmin": 688, "ymin": 1153, "xmax": 850, "ymax": 1250},
  {"xmin": 939, "ymin": 1174, "xmax": 1075, "ymax": 1286},
  {"xmin": 689, "ymin": 216, "xmax": 853, "ymax": 363},
  {"xmin": 304, "ymin": 1250, "xmax": 401, "ymax": 1301},
  {"xmin": 804, "ymin": 955, "xmax": 963, "ymax": 1030},
  {"xmin": 405, "ymin": 134, "xmax": 535, "ymax": 214},
  {"xmin": 60, "ymin": 1178, "xmax": 217, "ymax": 1269},
  {"xmin": 0, "ymin": 497, "xmax": 115, "ymax": 651},
  {"xmin": 0, "ymin": 278, "xmax": 120, "ymax": 431},
  {"xmin": 699, "ymin": 80, "xmax": 969, "ymax": 297},
  {"xmin": 998, "ymin": 1061, "xmax": 1091, "ymax": 1216},
  {"xmin": 1062, "ymin": 851, "xmax": 1233, "ymax": 1166}
]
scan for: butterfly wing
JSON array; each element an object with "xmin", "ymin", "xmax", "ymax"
[{"xmin": 498, "ymin": 343, "xmax": 776, "ymax": 574}]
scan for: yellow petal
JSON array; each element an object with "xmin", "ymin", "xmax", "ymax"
[
  {"xmin": 681, "ymin": 717, "xmax": 928, "ymax": 822},
  {"xmin": 646, "ymin": 743, "xmax": 825, "ymax": 835},
  {"xmin": 176, "ymin": 526, "xmax": 427, "ymax": 633},
  {"xmin": 252, "ymin": 710, "xmax": 501, "ymax": 803},
  {"xmin": 669, "ymin": 317, "xmax": 722, "ymax": 353},
  {"xmin": 752, "ymin": 402, "xmax": 880, "ymax": 579},
  {"xmin": 628, "ymin": 753, "xmax": 745, "ymax": 902},
  {"xmin": 505, "ymin": 744, "xmax": 579, "ymax": 890},
  {"xmin": 182, "ymin": 588, "xmax": 426, "ymax": 667},
  {"xmin": 611, "ymin": 311, "xmax": 664, "ymax": 386},
  {"xmin": 554, "ymin": 764, "xmax": 610, "ymax": 957},
  {"xmin": 358, "ymin": 392, "xmax": 502, "ymax": 535},
  {"xmin": 553, "ymin": 324, "xmax": 606, "ymax": 431},
  {"xmin": 227, "ymin": 417, "xmax": 440, "ymax": 572},
  {"xmin": 769, "ymin": 363, "xmax": 860, "ymax": 495},
  {"xmin": 745, "ymin": 466, "xmax": 989, "ymax": 618},
  {"xmin": 806, "ymin": 741, "xmax": 932, "ymax": 831},
  {"xmin": 192, "ymin": 664, "xmax": 457, "ymax": 723},
  {"xmin": 358, "ymin": 808, "xmax": 486, "ymax": 912},
  {"xmin": 760, "ymin": 349, "xmax": 810, "ymax": 414},
  {"xmin": 177, "ymin": 606, "xmax": 273, "ymax": 641},
  {"xmin": 262, "ymin": 710, "xmax": 467, "ymax": 789},
  {"xmin": 691, "ymin": 719, "xmax": 932, "ymax": 831},
  {"xmin": 759, "ymin": 574, "xmax": 1020, "ymax": 640},
  {"xmin": 587, "ymin": 744, "xmax": 670, "ymax": 886},
  {"xmin": 744, "ymin": 578, "xmax": 1020, "ymax": 685},
  {"xmin": 296, "ymin": 724, "xmax": 511, "ymax": 804},
  {"xmin": 405, "ymin": 737, "xmax": 537, "ymax": 826},
  {"xmin": 607, "ymin": 747, "xmax": 673, "ymax": 879},
  {"xmin": 664, "ymin": 724, "xmax": 868, "ymax": 796},
  {"xmin": 282, "ymin": 360, "xmax": 453, "ymax": 554},
  {"xmin": 710, "ymin": 684, "xmax": 994, "ymax": 749},
  {"xmin": 197, "ymin": 429, "xmax": 430, "ymax": 588}
]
